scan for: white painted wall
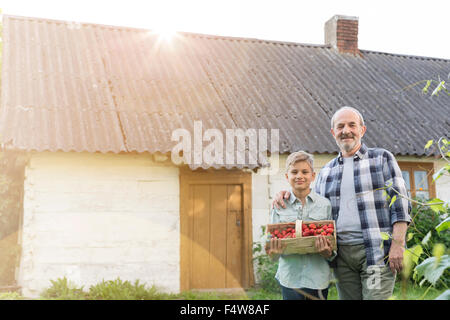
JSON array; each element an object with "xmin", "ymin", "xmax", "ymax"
[
  {"xmin": 435, "ymin": 159, "xmax": 450, "ymax": 202},
  {"xmin": 18, "ymin": 152, "xmax": 180, "ymax": 297}
]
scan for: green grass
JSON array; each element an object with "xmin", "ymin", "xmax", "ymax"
[
  {"xmin": 389, "ymin": 281, "xmax": 446, "ymax": 300},
  {"xmin": 1, "ymin": 279, "xmax": 446, "ymax": 300},
  {"xmin": 244, "ymin": 281, "xmax": 446, "ymax": 300}
]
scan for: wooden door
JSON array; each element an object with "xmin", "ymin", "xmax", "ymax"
[{"xmin": 180, "ymin": 170, "xmax": 253, "ymax": 291}]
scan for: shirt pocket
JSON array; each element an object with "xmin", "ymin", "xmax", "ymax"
[
  {"xmin": 304, "ymin": 204, "xmax": 329, "ymax": 221},
  {"xmin": 277, "ymin": 210, "xmax": 298, "ymax": 223}
]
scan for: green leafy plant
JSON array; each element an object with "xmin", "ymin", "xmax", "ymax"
[
  {"xmin": 40, "ymin": 277, "xmax": 87, "ymax": 300},
  {"xmin": 0, "ymin": 291, "xmax": 25, "ymax": 300},
  {"xmin": 382, "ymin": 135, "xmax": 450, "ymax": 299},
  {"xmin": 87, "ymin": 278, "xmax": 158, "ymax": 300},
  {"xmin": 252, "ymin": 226, "xmax": 280, "ymax": 294}
]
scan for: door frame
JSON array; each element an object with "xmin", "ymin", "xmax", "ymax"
[{"xmin": 179, "ymin": 167, "xmax": 254, "ymax": 292}]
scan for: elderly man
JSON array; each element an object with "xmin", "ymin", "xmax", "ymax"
[{"xmin": 273, "ymin": 106, "xmax": 411, "ymax": 300}]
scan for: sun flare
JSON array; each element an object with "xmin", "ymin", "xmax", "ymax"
[{"xmin": 154, "ymin": 25, "xmax": 177, "ymax": 41}]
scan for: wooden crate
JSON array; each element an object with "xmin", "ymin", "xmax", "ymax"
[{"xmin": 266, "ymin": 220, "xmax": 336, "ymax": 255}]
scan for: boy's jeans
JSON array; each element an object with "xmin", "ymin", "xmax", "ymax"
[
  {"xmin": 334, "ymin": 243, "xmax": 396, "ymax": 300},
  {"xmin": 279, "ymin": 284, "xmax": 329, "ymax": 300}
]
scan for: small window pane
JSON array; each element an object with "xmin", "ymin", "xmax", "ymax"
[
  {"xmin": 402, "ymin": 171, "xmax": 411, "ymax": 190},
  {"xmin": 414, "ymin": 171, "xmax": 428, "ymax": 190},
  {"xmin": 416, "ymin": 191, "xmax": 430, "ymax": 201}
]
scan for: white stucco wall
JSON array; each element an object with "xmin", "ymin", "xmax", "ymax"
[
  {"xmin": 435, "ymin": 160, "xmax": 450, "ymax": 202},
  {"xmin": 19, "ymin": 152, "xmax": 180, "ymax": 297}
]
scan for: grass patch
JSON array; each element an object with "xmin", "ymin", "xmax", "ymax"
[
  {"xmin": 390, "ymin": 281, "xmax": 447, "ymax": 300},
  {"xmin": 3, "ymin": 277, "xmax": 446, "ymax": 300}
]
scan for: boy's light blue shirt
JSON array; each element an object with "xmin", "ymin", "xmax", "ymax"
[{"xmin": 269, "ymin": 189, "xmax": 334, "ymax": 290}]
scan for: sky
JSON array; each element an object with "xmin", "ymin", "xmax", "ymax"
[{"xmin": 1, "ymin": 0, "xmax": 450, "ymax": 60}]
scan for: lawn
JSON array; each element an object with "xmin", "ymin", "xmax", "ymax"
[
  {"xmin": 0, "ymin": 279, "xmax": 446, "ymax": 300},
  {"xmin": 244, "ymin": 281, "xmax": 446, "ymax": 300}
]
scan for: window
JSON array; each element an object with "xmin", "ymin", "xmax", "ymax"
[{"xmin": 399, "ymin": 162, "xmax": 436, "ymax": 201}]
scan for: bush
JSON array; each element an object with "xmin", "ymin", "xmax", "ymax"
[
  {"xmin": 40, "ymin": 277, "xmax": 87, "ymax": 300},
  {"xmin": 40, "ymin": 277, "xmax": 170, "ymax": 300},
  {"xmin": 88, "ymin": 278, "xmax": 166, "ymax": 300},
  {"xmin": 0, "ymin": 291, "xmax": 25, "ymax": 300},
  {"xmin": 252, "ymin": 226, "xmax": 281, "ymax": 294},
  {"xmin": 405, "ymin": 203, "xmax": 450, "ymax": 288}
]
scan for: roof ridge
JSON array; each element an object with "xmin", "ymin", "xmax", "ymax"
[
  {"xmin": 4, "ymin": 14, "xmax": 450, "ymax": 60},
  {"xmin": 361, "ymin": 48, "xmax": 450, "ymax": 62},
  {"xmin": 178, "ymin": 30, "xmax": 332, "ymax": 48},
  {"xmin": 3, "ymin": 13, "xmax": 331, "ymax": 49}
]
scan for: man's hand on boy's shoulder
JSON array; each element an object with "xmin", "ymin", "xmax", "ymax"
[{"xmin": 271, "ymin": 190, "xmax": 291, "ymax": 210}]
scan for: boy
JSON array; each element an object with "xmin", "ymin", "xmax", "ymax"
[{"xmin": 266, "ymin": 151, "xmax": 336, "ymax": 300}]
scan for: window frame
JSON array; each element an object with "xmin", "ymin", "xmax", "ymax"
[{"xmin": 398, "ymin": 162, "xmax": 436, "ymax": 200}]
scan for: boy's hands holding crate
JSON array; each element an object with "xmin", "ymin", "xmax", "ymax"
[
  {"xmin": 266, "ymin": 220, "xmax": 337, "ymax": 255},
  {"xmin": 315, "ymin": 236, "xmax": 333, "ymax": 258},
  {"xmin": 265, "ymin": 237, "xmax": 285, "ymax": 257}
]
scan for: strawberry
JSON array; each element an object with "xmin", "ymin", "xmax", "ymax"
[{"xmin": 309, "ymin": 223, "xmax": 317, "ymax": 229}]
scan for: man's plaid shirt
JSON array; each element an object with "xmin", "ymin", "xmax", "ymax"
[{"xmin": 314, "ymin": 143, "xmax": 411, "ymax": 266}]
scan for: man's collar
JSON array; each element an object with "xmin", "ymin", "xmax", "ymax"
[{"xmin": 338, "ymin": 143, "xmax": 368, "ymax": 163}]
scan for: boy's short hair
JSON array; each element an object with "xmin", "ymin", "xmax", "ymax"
[{"xmin": 285, "ymin": 151, "xmax": 314, "ymax": 172}]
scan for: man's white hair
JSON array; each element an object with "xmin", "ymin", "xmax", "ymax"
[{"xmin": 330, "ymin": 106, "xmax": 365, "ymax": 128}]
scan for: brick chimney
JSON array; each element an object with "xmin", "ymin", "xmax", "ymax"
[{"xmin": 325, "ymin": 15, "xmax": 360, "ymax": 55}]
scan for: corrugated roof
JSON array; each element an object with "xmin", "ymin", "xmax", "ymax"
[{"xmin": 1, "ymin": 15, "xmax": 449, "ymax": 168}]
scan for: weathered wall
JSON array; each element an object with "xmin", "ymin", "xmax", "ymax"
[{"xmin": 18, "ymin": 152, "xmax": 180, "ymax": 297}]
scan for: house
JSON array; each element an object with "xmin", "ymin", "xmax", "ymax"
[{"xmin": 0, "ymin": 14, "xmax": 448, "ymax": 297}]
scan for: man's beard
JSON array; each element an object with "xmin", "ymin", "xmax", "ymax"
[{"xmin": 336, "ymin": 134, "xmax": 359, "ymax": 152}]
